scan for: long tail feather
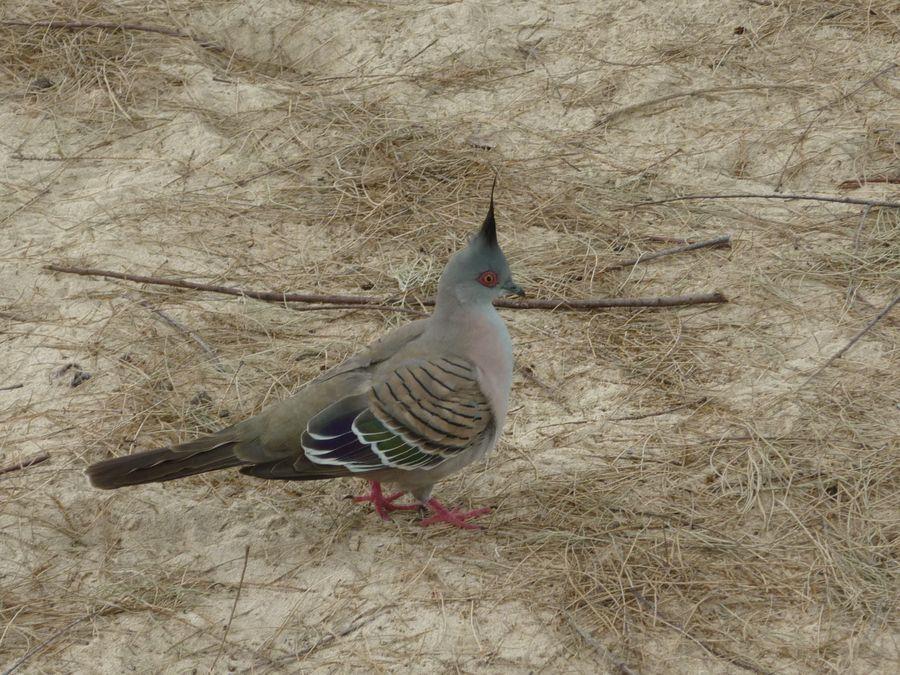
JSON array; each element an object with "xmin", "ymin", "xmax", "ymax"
[{"xmin": 86, "ymin": 440, "xmax": 245, "ymax": 489}]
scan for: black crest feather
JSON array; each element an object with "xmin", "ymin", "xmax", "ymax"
[{"xmin": 479, "ymin": 175, "xmax": 498, "ymax": 247}]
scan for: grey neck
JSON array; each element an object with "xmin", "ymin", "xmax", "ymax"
[{"xmin": 431, "ymin": 283, "xmax": 496, "ymax": 328}]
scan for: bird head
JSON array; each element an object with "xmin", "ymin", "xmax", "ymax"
[{"xmin": 437, "ymin": 180, "xmax": 524, "ymax": 306}]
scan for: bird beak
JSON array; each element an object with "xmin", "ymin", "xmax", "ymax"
[{"xmin": 503, "ymin": 281, "xmax": 526, "ymax": 298}]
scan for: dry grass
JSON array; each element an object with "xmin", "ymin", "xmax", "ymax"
[{"xmin": 2, "ymin": 0, "xmax": 899, "ymax": 672}]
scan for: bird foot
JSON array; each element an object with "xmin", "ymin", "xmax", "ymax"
[
  {"xmin": 419, "ymin": 498, "xmax": 491, "ymax": 530},
  {"xmin": 349, "ymin": 481, "xmax": 419, "ymax": 521}
]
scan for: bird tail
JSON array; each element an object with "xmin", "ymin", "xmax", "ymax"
[{"xmin": 85, "ymin": 435, "xmax": 247, "ymax": 489}]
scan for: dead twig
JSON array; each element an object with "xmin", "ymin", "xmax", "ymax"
[
  {"xmin": 2, "ymin": 607, "xmax": 102, "ymax": 675},
  {"xmin": 46, "ymin": 264, "xmax": 729, "ymax": 311},
  {"xmin": 0, "ymin": 451, "xmax": 50, "ymax": 477},
  {"xmin": 605, "ymin": 235, "xmax": 731, "ymax": 271},
  {"xmin": 46, "ymin": 264, "xmax": 378, "ymax": 304},
  {"xmin": 642, "ymin": 235, "xmax": 696, "ymax": 244},
  {"xmin": 829, "ymin": 295, "xmax": 900, "ymax": 360},
  {"xmin": 839, "ymin": 177, "xmax": 900, "ymax": 190},
  {"xmin": 402, "ymin": 37, "xmax": 439, "ymax": 65},
  {"xmin": 210, "ymin": 545, "xmax": 250, "ymax": 673},
  {"xmin": 0, "ymin": 19, "xmax": 223, "ymax": 51},
  {"xmin": 263, "ymin": 607, "xmax": 385, "ymax": 666},
  {"xmin": 620, "ymin": 193, "xmax": 900, "ymax": 210},
  {"xmin": 0, "ymin": 383, "xmax": 24, "ymax": 391},
  {"xmin": 609, "ymin": 397, "xmax": 708, "ymax": 421},
  {"xmin": 773, "ymin": 116, "xmax": 816, "ymax": 193},
  {"xmin": 800, "ymin": 293, "xmax": 900, "ymax": 388},
  {"xmin": 562, "ymin": 611, "xmax": 637, "ymax": 675},
  {"xmin": 135, "ymin": 299, "xmax": 225, "ymax": 372},
  {"xmin": 0, "ymin": 187, "xmax": 51, "ymax": 226},
  {"xmin": 496, "ymin": 293, "xmax": 727, "ymax": 310},
  {"xmin": 630, "ymin": 589, "xmax": 769, "ymax": 675},
  {"xmin": 517, "ymin": 363, "xmax": 574, "ymax": 413},
  {"xmin": 303, "ymin": 608, "xmax": 382, "ymax": 657},
  {"xmin": 845, "ymin": 205, "xmax": 872, "ymax": 306},
  {"xmin": 774, "ymin": 64, "xmax": 897, "ymax": 191},
  {"xmin": 595, "ymin": 84, "xmax": 803, "ymax": 126}
]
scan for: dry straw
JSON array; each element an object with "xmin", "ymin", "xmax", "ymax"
[{"xmin": 1, "ymin": 0, "xmax": 898, "ymax": 672}]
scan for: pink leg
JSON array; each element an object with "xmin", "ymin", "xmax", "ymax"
[
  {"xmin": 419, "ymin": 498, "xmax": 491, "ymax": 530},
  {"xmin": 350, "ymin": 481, "xmax": 419, "ymax": 521}
]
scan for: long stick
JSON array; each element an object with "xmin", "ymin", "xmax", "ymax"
[
  {"xmin": 630, "ymin": 589, "xmax": 769, "ymax": 674},
  {"xmin": 495, "ymin": 292, "xmax": 727, "ymax": 310},
  {"xmin": 800, "ymin": 293, "xmax": 900, "ymax": 388},
  {"xmin": 562, "ymin": 611, "xmax": 637, "ymax": 675},
  {"xmin": 773, "ymin": 63, "xmax": 897, "ymax": 192},
  {"xmin": 605, "ymin": 235, "xmax": 731, "ymax": 270},
  {"xmin": 45, "ymin": 265, "xmax": 729, "ymax": 310},
  {"xmin": 845, "ymin": 205, "xmax": 872, "ymax": 305},
  {"xmin": 826, "ymin": 294, "xmax": 900, "ymax": 364},
  {"xmin": 620, "ymin": 193, "xmax": 900, "ymax": 209},
  {"xmin": 210, "ymin": 545, "xmax": 250, "ymax": 673},
  {"xmin": 595, "ymin": 84, "xmax": 803, "ymax": 126},
  {"xmin": 135, "ymin": 299, "xmax": 225, "ymax": 372},
  {"xmin": 0, "ymin": 452, "xmax": 50, "ymax": 477},
  {"xmin": 1, "ymin": 607, "xmax": 101, "ymax": 675},
  {"xmin": 839, "ymin": 177, "xmax": 900, "ymax": 190},
  {"xmin": 46, "ymin": 264, "xmax": 378, "ymax": 305}
]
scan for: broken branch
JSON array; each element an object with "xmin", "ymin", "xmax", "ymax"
[
  {"xmin": 210, "ymin": 545, "xmax": 250, "ymax": 673},
  {"xmin": 839, "ymin": 177, "xmax": 900, "ymax": 190},
  {"xmin": 845, "ymin": 205, "xmax": 872, "ymax": 305},
  {"xmin": 800, "ymin": 293, "xmax": 900, "ymax": 387},
  {"xmin": 825, "ymin": 294, "xmax": 900, "ymax": 365},
  {"xmin": 620, "ymin": 193, "xmax": 900, "ymax": 210},
  {"xmin": 46, "ymin": 264, "xmax": 377, "ymax": 305},
  {"xmin": 605, "ymin": 235, "xmax": 731, "ymax": 270},
  {"xmin": 134, "ymin": 298, "xmax": 225, "ymax": 372},
  {"xmin": 562, "ymin": 610, "xmax": 637, "ymax": 675},
  {"xmin": 773, "ymin": 64, "xmax": 897, "ymax": 192},
  {"xmin": 495, "ymin": 292, "xmax": 727, "ymax": 310},
  {"xmin": 0, "ymin": 451, "xmax": 50, "ymax": 477},
  {"xmin": 630, "ymin": 589, "xmax": 768, "ymax": 674},
  {"xmin": 595, "ymin": 84, "xmax": 804, "ymax": 126},
  {"xmin": 45, "ymin": 264, "xmax": 729, "ymax": 311}
]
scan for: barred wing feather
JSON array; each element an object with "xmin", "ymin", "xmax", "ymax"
[{"xmin": 301, "ymin": 358, "xmax": 492, "ymax": 472}]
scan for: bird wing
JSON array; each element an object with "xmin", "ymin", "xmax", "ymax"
[
  {"xmin": 301, "ymin": 356, "xmax": 493, "ymax": 473},
  {"xmin": 231, "ymin": 319, "xmax": 430, "ymax": 464}
]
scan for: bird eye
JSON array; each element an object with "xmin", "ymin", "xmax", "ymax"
[{"xmin": 478, "ymin": 271, "xmax": 498, "ymax": 287}]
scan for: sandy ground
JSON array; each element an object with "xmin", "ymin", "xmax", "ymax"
[{"xmin": 1, "ymin": 1, "xmax": 899, "ymax": 673}]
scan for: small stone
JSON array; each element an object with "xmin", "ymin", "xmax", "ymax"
[
  {"xmin": 190, "ymin": 390, "xmax": 213, "ymax": 406},
  {"xmin": 71, "ymin": 371, "xmax": 92, "ymax": 387},
  {"xmin": 50, "ymin": 362, "xmax": 92, "ymax": 388},
  {"xmin": 27, "ymin": 76, "xmax": 54, "ymax": 92}
]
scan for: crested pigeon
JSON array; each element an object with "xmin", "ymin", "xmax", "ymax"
[{"xmin": 86, "ymin": 186, "xmax": 523, "ymax": 529}]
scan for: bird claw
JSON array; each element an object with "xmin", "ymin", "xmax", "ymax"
[
  {"xmin": 419, "ymin": 498, "xmax": 491, "ymax": 530},
  {"xmin": 349, "ymin": 481, "xmax": 419, "ymax": 521}
]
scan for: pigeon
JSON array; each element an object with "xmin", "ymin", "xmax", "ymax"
[{"xmin": 86, "ymin": 185, "xmax": 523, "ymax": 529}]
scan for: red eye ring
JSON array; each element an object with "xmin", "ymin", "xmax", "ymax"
[{"xmin": 478, "ymin": 271, "xmax": 499, "ymax": 287}]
